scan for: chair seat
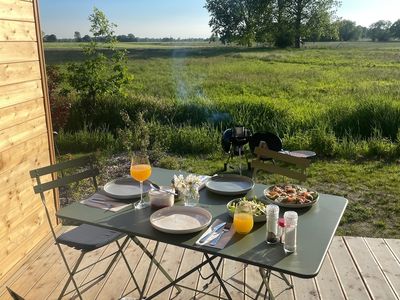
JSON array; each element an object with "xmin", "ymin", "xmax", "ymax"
[{"xmin": 57, "ymin": 224, "xmax": 124, "ymax": 251}]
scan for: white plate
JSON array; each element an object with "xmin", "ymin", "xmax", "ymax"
[
  {"xmin": 205, "ymin": 174, "xmax": 254, "ymax": 195},
  {"xmin": 150, "ymin": 206, "xmax": 212, "ymax": 234},
  {"xmin": 103, "ymin": 177, "xmax": 151, "ymax": 200},
  {"xmin": 263, "ymin": 185, "xmax": 319, "ymax": 208}
]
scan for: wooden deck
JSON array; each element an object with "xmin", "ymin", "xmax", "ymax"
[{"xmin": 1, "ymin": 228, "xmax": 399, "ymax": 300}]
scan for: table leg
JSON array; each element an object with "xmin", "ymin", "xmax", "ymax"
[
  {"xmin": 145, "ymin": 255, "xmax": 220, "ymax": 299},
  {"xmin": 254, "ymin": 268, "xmax": 293, "ymax": 300},
  {"xmin": 130, "ymin": 236, "xmax": 182, "ymax": 295},
  {"xmin": 204, "ymin": 253, "xmax": 232, "ymax": 300}
]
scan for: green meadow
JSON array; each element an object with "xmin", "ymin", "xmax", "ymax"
[{"xmin": 45, "ymin": 41, "xmax": 400, "ymax": 238}]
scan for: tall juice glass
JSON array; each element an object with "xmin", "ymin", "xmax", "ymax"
[
  {"xmin": 130, "ymin": 154, "xmax": 152, "ymax": 209},
  {"xmin": 233, "ymin": 202, "xmax": 254, "ymax": 234}
]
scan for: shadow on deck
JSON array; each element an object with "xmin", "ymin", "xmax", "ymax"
[{"xmin": 0, "ymin": 227, "xmax": 399, "ymax": 300}]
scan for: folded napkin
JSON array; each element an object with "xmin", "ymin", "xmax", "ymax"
[
  {"xmin": 195, "ymin": 219, "xmax": 235, "ymax": 249},
  {"xmin": 80, "ymin": 191, "xmax": 132, "ymax": 212}
]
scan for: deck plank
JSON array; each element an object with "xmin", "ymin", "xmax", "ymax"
[
  {"xmin": 47, "ymin": 244, "xmax": 106, "ymax": 299},
  {"xmin": 220, "ymin": 259, "xmax": 245, "ymax": 299},
  {"xmin": 122, "ymin": 240, "xmax": 166, "ymax": 299},
  {"xmin": 145, "ymin": 243, "xmax": 185, "ymax": 299},
  {"xmin": 2, "ymin": 234, "xmax": 400, "ymax": 300},
  {"xmin": 364, "ymin": 238, "xmax": 400, "ymax": 299},
  {"xmin": 0, "ymin": 229, "xmax": 56, "ymax": 297},
  {"xmin": 244, "ymin": 265, "xmax": 265, "ymax": 299},
  {"xmin": 344, "ymin": 236, "xmax": 397, "ymax": 300},
  {"xmin": 385, "ymin": 239, "xmax": 400, "ymax": 263},
  {"xmin": 269, "ymin": 272, "xmax": 294, "ymax": 300},
  {"xmin": 291, "ymin": 277, "xmax": 319, "ymax": 300},
  {"xmin": 170, "ymin": 249, "xmax": 202, "ymax": 300},
  {"xmin": 329, "ymin": 236, "xmax": 371, "ymax": 300},
  {"xmin": 314, "ymin": 254, "xmax": 345, "ymax": 300},
  {"xmin": 94, "ymin": 239, "xmax": 150, "ymax": 300},
  {"xmin": 23, "ymin": 244, "xmax": 79, "ymax": 299}
]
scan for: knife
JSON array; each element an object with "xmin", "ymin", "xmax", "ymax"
[{"xmin": 199, "ymin": 222, "xmax": 226, "ymax": 244}]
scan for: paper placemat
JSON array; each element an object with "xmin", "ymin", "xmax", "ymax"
[{"xmin": 195, "ymin": 219, "xmax": 234, "ymax": 249}]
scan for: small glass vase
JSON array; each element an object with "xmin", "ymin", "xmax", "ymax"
[{"xmin": 184, "ymin": 185, "xmax": 200, "ymax": 206}]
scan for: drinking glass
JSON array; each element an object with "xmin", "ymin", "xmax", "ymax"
[
  {"xmin": 233, "ymin": 202, "xmax": 254, "ymax": 234},
  {"xmin": 130, "ymin": 153, "xmax": 152, "ymax": 209}
]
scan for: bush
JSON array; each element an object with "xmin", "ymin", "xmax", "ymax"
[
  {"xmin": 310, "ymin": 126, "xmax": 338, "ymax": 157},
  {"xmin": 56, "ymin": 127, "xmax": 117, "ymax": 154}
]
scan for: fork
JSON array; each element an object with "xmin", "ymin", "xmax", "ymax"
[{"xmin": 209, "ymin": 223, "xmax": 231, "ymax": 246}]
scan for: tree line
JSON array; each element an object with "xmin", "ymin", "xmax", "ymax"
[
  {"xmin": 205, "ymin": 0, "xmax": 400, "ymax": 47},
  {"xmin": 43, "ymin": 31, "xmax": 207, "ymax": 43}
]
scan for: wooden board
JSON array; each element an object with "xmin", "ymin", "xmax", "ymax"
[
  {"xmin": 0, "ymin": 0, "xmax": 55, "ymax": 284},
  {"xmin": 220, "ymin": 259, "xmax": 245, "ymax": 299},
  {"xmin": 344, "ymin": 236, "xmax": 397, "ymax": 300},
  {"xmin": 0, "ymin": 42, "xmax": 38, "ymax": 63},
  {"xmin": 93, "ymin": 239, "xmax": 151, "ymax": 300},
  {"xmin": 0, "ymin": 79, "xmax": 42, "ymax": 108},
  {"xmin": 0, "ymin": 98, "xmax": 45, "ymax": 131},
  {"xmin": 328, "ymin": 236, "xmax": 371, "ymax": 300},
  {"xmin": 145, "ymin": 243, "xmax": 184, "ymax": 299},
  {"xmin": 385, "ymin": 239, "xmax": 400, "ymax": 263},
  {"xmin": 0, "ymin": 114, "xmax": 47, "ymax": 152},
  {"xmin": 0, "ymin": 20, "xmax": 36, "ymax": 41},
  {"xmin": 2, "ymin": 235, "xmax": 400, "ymax": 299},
  {"xmin": 314, "ymin": 254, "xmax": 345, "ymax": 300},
  {"xmin": 0, "ymin": 0, "xmax": 34, "ymax": 22},
  {"xmin": 171, "ymin": 249, "xmax": 202, "ymax": 299},
  {"xmin": 292, "ymin": 277, "xmax": 320, "ymax": 300},
  {"xmin": 0, "ymin": 61, "xmax": 41, "ymax": 86}
]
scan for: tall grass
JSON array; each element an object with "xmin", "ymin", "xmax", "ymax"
[{"xmin": 46, "ymin": 42, "xmax": 400, "ymax": 158}]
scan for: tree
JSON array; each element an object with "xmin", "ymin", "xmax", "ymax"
[
  {"xmin": 288, "ymin": 0, "xmax": 339, "ymax": 48},
  {"xmin": 336, "ymin": 19, "xmax": 360, "ymax": 41},
  {"xmin": 205, "ymin": 0, "xmax": 274, "ymax": 47},
  {"xmin": 81, "ymin": 34, "xmax": 91, "ymax": 42},
  {"xmin": 205, "ymin": 0, "xmax": 339, "ymax": 48},
  {"xmin": 390, "ymin": 19, "xmax": 400, "ymax": 39},
  {"xmin": 74, "ymin": 31, "xmax": 81, "ymax": 42},
  {"xmin": 368, "ymin": 20, "xmax": 392, "ymax": 42},
  {"xmin": 44, "ymin": 34, "xmax": 57, "ymax": 42},
  {"xmin": 67, "ymin": 7, "xmax": 133, "ymax": 120}
]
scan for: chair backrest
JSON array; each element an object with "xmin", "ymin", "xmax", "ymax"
[
  {"xmin": 249, "ymin": 132, "xmax": 283, "ymax": 156},
  {"xmin": 251, "ymin": 142, "xmax": 310, "ymax": 182},
  {"xmin": 29, "ymin": 155, "xmax": 99, "ymax": 240}
]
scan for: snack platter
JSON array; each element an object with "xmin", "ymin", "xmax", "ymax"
[{"xmin": 264, "ymin": 184, "xmax": 319, "ymax": 208}]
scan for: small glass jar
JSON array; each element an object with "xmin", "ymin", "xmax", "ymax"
[
  {"xmin": 284, "ymin": 211, "xmax": 298, "ymax": 253},
  {"xmin": 148, "ymin": 186, "xmax": 175, "ymax": 209},
  {"xmin": 266, "ymin": 204, "xmax": 279, "ymax": 244},
  {"xmin": 184, "ymin": 185, "xmax": 200, "ymax": 206}
]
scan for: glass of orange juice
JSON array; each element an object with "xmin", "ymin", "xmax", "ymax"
[
  {"xmin": 233, "ymin": 202, "xmax": 254, "ymax": 234},
  {"xmin": 130, "ymin": 153, "xmax": 152, "ymax": 209}
]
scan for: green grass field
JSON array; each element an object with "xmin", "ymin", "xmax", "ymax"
[{"xmin": 46, "ymin": 41, "xmax": 400, "ymax": 238}]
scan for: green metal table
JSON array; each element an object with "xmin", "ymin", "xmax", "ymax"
[{"xmin": 57, "ymin": 167, "xmax": 347, "ymax": 299}]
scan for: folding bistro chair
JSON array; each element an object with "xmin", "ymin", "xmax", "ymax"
[{"xmin": 30, "ymin": 156, "xmax": 141, "ymax": 300}]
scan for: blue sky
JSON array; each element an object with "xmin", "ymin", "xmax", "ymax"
[{"xmin": 39, "ymin": 0, "xmax": 400, "ymax": 38}]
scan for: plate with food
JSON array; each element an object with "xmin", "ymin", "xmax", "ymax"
[
  {"xmin": 226, "ymin": 196, "xmax": 266, "ymax": 222},
  {"xmin": 263, "ymin": 184, "xmax": 319, "ymax": 208}
]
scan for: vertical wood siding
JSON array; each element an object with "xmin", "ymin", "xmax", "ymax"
[{"xmin": 0, "ymin": 0, "xmax": 55, "ymax": 280}]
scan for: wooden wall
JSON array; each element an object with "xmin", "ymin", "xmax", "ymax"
[{"xmin": 0, "ymin": 0, "xmax": 55, "ymax": 280}]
